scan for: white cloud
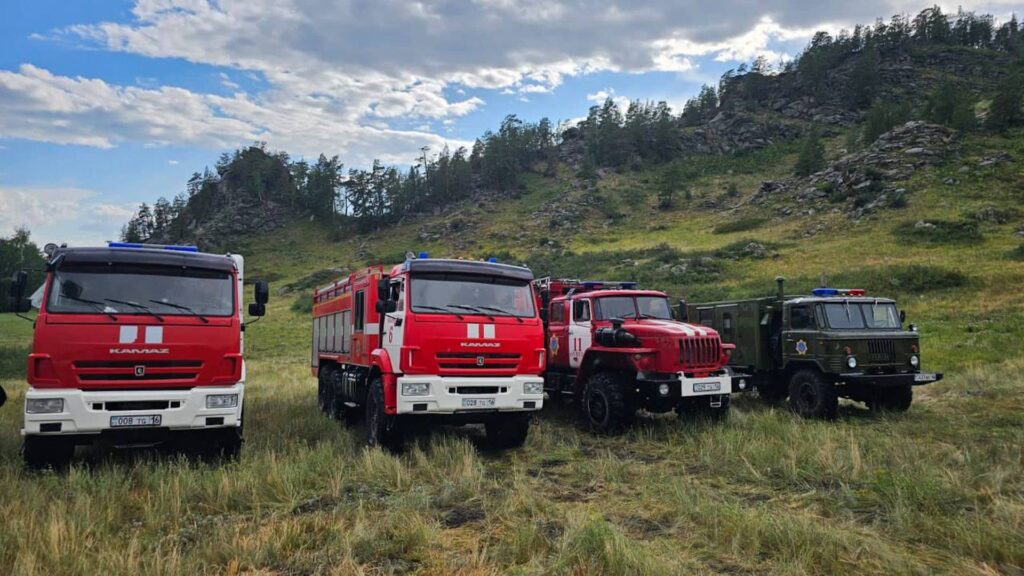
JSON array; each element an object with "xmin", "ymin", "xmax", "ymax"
[
  {"xmin": 167, "ymin": 159, "xmax": 179, "ymax": 165},
  {"xmin": 0, "ymin": 186, "xmax": 126, "ymax": 245}
]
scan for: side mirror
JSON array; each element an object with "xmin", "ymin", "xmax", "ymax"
[
  {"xmin": 899, "ymin": 310, "xmax": 906, "ymax": 323},
  {"xmin": 248, "ymin": 303, "xmax": 266, "ymax": 317},
  {"xmin": 254, "ymin": 280, "xmax": 269, "ymax": 305},
  {"xmin": 9, "ymin": 270, "xmax": 27, "ymax": 300},
  {"xmin": 375, "ymin": 300, "xmax": 397, "ymax": 314},
  {"xmin": 678, "ymin": 299, "xmax": 689, "ymax": 322},
  {"xmin": 377, "ymin": 278, "xmax": 390, "ymax": 301}
]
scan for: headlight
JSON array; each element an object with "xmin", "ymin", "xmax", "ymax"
[
  {"xmin": 658, "ymin": 383, "xmax": 670, "ymax": 396},
  {"xmin": 401, "ymin": 382, "xmax": 430, "ymax": 396},
  {"xmin": 846, "ymin": 356, "xmax": 858, "ymax": 369},
  {"xmin": 909, "ymin": 354, "xmax": 919, "ymax": 367},
  {"xmin": 524, "ymin": 382, "xmax": 544, "ymax": 395},
  {"xmin": 206, "ymin": 394, "xmax": 238, "ymax": 409},
  {"xmin": 26, "ymin": 398, "xmax": 63, "ymax": 414}
]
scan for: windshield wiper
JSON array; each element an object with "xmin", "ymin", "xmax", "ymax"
[
  {"xmin": 415, "ymin": 304, "xmax": 462, "ymax": 319},
  {"xmin": 448, "ymin": 304, "xmax": 495, "ymax": 320},
  {"xmin": 65, "ymin": 295, "xmax": 117, "ymax": 321},
  {"xmin": 476, "ymin": 305, "xmax": 524, "ymax": 323},
  {"xmin": 149, "ymin": 299, "xmax": 209, "ymax": 323},
  {"xmin": 104, "ymin": 299, "xmax": 164, "ymax": 322}
]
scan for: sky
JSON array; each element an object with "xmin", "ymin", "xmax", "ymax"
[{"xmin": 1, "ymin": 0, "xmax": 1021, "ymax": 246}]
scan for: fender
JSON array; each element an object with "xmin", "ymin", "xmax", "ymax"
[
  {"xmin": 577, "ymin": 346, "xmax": 658, "ymax": 387},
  {"xmin": 369, "ymin": 348, "xmax": 399, "ymax": 414}
]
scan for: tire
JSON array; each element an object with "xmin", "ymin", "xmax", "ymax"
[
  {"xmin": 485, "ymin": 413, "xmax": 531, "ymax": 449},
  {"xmin": 756, "ymin": 380, "xmax": 788, "ymax": 403},
  {"xmin": 0, "ymin": 385, "xmax": 6, "ymax": 408},
  {"xmin": 867, "ymin": 385, "xmax": 913, "ymax": 413},
  {"xmin": 584, "ymin": 372, "xmax": 633, "ymax": 434},
  {"xmin": 317, "ymin": 365, "xmax": 334, "ymax": 416},
  {"xmin": 215, "ymin": 427, "xmax": 243, "ymax": 460},
  {"xmin": 23, "ymin": 436, "xmax": 74, "ymax": 471},
  {"xmin": 788, "ymin": 369, "xmax": 838, "ymax": 419},
  {"xmin": 327, "ymin": 369, "xmax": 348, "ymax": 421},
  {"xmin": 366, "ymin": 377, "xmax": 403, "ymax": 451}
]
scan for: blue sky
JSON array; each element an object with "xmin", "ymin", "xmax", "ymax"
[{"xmin": 1, "ymin": 0, "xmax": 1020, "ymax": 246}]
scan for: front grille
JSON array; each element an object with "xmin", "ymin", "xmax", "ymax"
[
  {"xmin": 452, "ymin": 386, "xmax": 507, "ymax": 395},
  {"xmin": 867, "ymin": 340, "xmax": 896, "ymax": 363},
  {"xmin": 435, "ymin": 352, "xmax": 520, "ymax": 372},
  {"xmin": 103, "ymin": 401, "xmax": 171, "ymax": 411},
  {"xmin": 74, "ymin": 360, "xmax": 203, "ymax": 383},
  {"xmin": 679, "ymin": 336, "xmax": 722, "ymax": 369}
]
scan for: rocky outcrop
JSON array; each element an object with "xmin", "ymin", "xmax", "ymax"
[{"xmin": 679, "ymin": 112, "xmax": 801, "ymax": 155}]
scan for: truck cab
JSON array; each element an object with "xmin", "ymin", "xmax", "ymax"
[
  {"xmin": 689, "ymin": 278, "xmax": 942, "ymax": 418},
  {"xmin": 312, "ymin": 256, "xmax": 545, "ymax": 450},
  {"xmin": 536, "ymin": 278, "xmax": 735, "ymax": 433},
  {"xmin": 9, "ymin": 242, "xmax": 268, "ymax": 468}
]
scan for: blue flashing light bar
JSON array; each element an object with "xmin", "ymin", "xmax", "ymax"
[
  {"xmin": 487, "ymin": 257, "xmax": 498, "ymax": 263},
  {"xmin": 418, "ymin": 251, "xmax": 429, "ymax": 259},
  {"xmin": 108, "ymin": 241, "xmax": 199, "ymax": 252},
  {"xmin": 812, "ymin": 288, "xmax": 839, "ymax": 296}
]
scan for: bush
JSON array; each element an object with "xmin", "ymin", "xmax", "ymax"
[
  {"xmin": 893, "ymin": 219, "xmax": 983, "ymax": 244},
  {"xmin": 793, "ymin": 127, "xmax": 825, "ymax": 176},
  {"xmin": 291, "ymin": 291, "xmax": 313, "ymax": 314},
  {"xmin": 713, "ymin": 217, "xmax": 768, "ymax": 234},
  {"xmin": 1009, "ymin": 245, "xmax": 1024, "ymax": 261},
  {"xmin": 863, "ymin": 100, "xmax": 913, "ymax": 144}
]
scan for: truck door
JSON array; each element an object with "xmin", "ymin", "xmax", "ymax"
[
  {"xmin": 569, "ymin": 299, "xmax": 592, "ymax": 369},
  {"xmin": 547, "ymin": 300, "xmax": 570, "ymax": 368},
  {"xmin": 382, "ymin": 278, "xmax": 405, "ymax": 371},
  {"xmin": 783, "ymin": 303, "xmax": 815, "ymax": 362}
]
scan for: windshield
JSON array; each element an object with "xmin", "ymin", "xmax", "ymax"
[
  {"xmin": 410, "ymin": 273, "xmax": 536, "ymax": 318},
  {"xmin": 821, "ymin": 302, "xmax": 900, "ymax": 330},
  {"xmin": 47, "ymin": 263, "xmax": 235, "ymax": 317},
  {"xmin": 594, "ymin": 295, "xmax": 672, "ymax": 320}
]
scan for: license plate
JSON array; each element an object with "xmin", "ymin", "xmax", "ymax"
[
  {"xmin": 461, "ymin": 398, "xmax": 496, "ymax": 408},
  {"xmin": 914, "ymin": 373, "xmax": 937, "ymax": 382},
  {"xmin": 110, "ymin": 415, "xmax": 162, "ymax": 428},
  {"xmin": 693, "ymin": 381, "xmax": 721, "ymax": 393}
]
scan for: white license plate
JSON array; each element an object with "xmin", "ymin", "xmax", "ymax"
[
  {"xmin": 110, "ymin": 415, "xmax": 162, "ymax": 428},
  {"xmin": 914, "ymin": 373, "xmax": 937, "ymax": 382},
  {"xmin": 461, "ymin": 398, "xmax": 496, "ymax": 408},
  {"xmin": 693, "ymin": 381, "xmax": 721, "ymax": 393}
]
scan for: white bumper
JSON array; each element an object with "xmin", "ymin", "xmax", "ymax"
[
  {"xmin": 396, "ymin": 375, "xmax": 544, "ymax": 415},
  {"xmin": 22, "ymin": 383, "xmax": 244, "ymax": 436},
  {"xmin": 678, "ymin": 373, "xmax": 732, "ymax": 397}
]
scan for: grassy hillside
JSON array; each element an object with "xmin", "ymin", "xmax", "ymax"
[{"xmin": 1, "ymin": 124, "xmax": 1021, "ymax": 574}]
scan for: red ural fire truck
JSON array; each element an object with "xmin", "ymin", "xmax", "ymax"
[
  {"xmin": 311, "ymin": 255, "xmax": 546, "ymax": 450},
  {"xmin": 7, "ymin": 242, "xmax": 268, "ymax": 468},
  {"xmin": 535, "ymin": 278, "xmax": 737, "ymax": 433}
]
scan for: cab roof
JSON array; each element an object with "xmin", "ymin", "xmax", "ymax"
[
  {"xmin": 399, "ymin": 258, "xmax": 534, "ymax": 282},
  {"xmin": 786, "ymin": 296, "xmax": 896, "ymax": 305},
  {"xmin": 50, "ymin": 246, "xmax": 236, "ymax": 273},
  {"xmin": 556, "ymin": 289, "xmax": 667, "ymax": 300}
]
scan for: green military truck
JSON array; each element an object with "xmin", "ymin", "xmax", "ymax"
[{"xmin": 686, "ymin": 278, "xmax": 942, "ymax": 418}]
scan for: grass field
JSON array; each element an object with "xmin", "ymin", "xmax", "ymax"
[{"xmin": 0, "ymin": 130, "xmax": 1022, "ymax": 575}]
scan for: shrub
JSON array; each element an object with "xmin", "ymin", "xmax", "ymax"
[
  {"xmin": 893, "ymin": 219, "xmax": 983, "ymax": 244},
  {"xmin": 713, "ymin": 217, "xmax": 768, "ymax": 234},
  {"xmin": 1009, "ymin": 244, "xmax": 1024, "ymax": 261},
  {"xmin": 291, "ymin": 291, "xmax": 313, "ymax": 314},
  {"xmin": 794, "ymin": 127, "xmax": 825, "ymax": 176}
]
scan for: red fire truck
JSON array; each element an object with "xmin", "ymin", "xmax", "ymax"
[
  {"xmin": 7, "ymin": 242, "xmax": 268, "ymax": 468},
  {"xmin": 311, "ymin": 255, "xmax": 545, "ymax": 450},
  {"xmin": 535, "ymin": 278, "xmax": 738, "ymax": 433}
]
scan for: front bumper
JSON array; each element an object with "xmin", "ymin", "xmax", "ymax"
[
  {"xmin": 838, "ymin": 372, "xmax": 943, "ymax": 387},
  {"xmin": 22, "ymin": 383, "xmax": 244, "ymax": 436},
  {"xmin": 395, "ymin": 375, "xmax": 544, "ymax": 415}
]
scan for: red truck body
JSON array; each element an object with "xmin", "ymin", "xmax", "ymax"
[{"xmin": 311, "ymin": 256, "xmax": 545, "ymax": 449}]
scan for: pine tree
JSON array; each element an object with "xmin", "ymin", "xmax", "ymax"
[
  {"xmin": 794, "ymin": 127, "xmax": 826, "ymax": 177},
  {"xmin": 658, "ymin": 162, "xmax": 685, "ymax": 209},
  {"xmin": 986, "ymin": 74, "xmax": 1023, "ymax": 132}
]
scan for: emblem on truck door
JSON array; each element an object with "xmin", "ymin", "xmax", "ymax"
[{"xmin": 796, "ymin": 340, "xmax": 808, "ymax": 355}]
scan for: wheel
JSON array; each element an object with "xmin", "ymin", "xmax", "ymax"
[
  {"xmin": 583, "ymin": 372, "xmax": 633, "ymax": 434},
  {"xmin": 0, "ymin": 385, "xmax": 6, "ymax": 408},
  {"xmin": 365, "ymin": 378, "xmax": 403, "ymax": 451},
  {"xmin": 788, "ymin": 369, "xmax": 838, "ymax": 419},
  {"xmin": 214, "ymin": 427, "xmax": 243, "ymax": 460},
  {"xmin": 22, "ymin": 436, "xmax": 74, "ymax": 471},
  {"xmin": 317, "ymin": 366, "xmax": 335, "ymax": 416},
  {"xmin": 756, "ymin": 380, "xmax": 788, "ymax": 403},
  {"xmin": 675, "ymin": 396, "xmax": 730, "ymax": 422},
  {"xmin": 485, "ymin": 413, "xmax": 531, "ymax": 449},
  {"xmin": 867, "ymin": 385, "xmax": 913, "ymax": 413}
]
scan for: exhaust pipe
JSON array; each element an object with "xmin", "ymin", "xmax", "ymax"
[{"xmin": 775, "ymin": 276, "xmax": 785, "ymax": 299}]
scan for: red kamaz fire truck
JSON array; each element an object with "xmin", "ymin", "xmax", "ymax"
[
  {"xmin": 7, "ymin": 242, "xmax": 268, "ymax": 468},
  {"xmin": 535, "ymin": 278, "xmax": 738, "ymax": 433},
  {"xmin": 311, "ymin": 254, "xmax": 546, "ymax": 450}
]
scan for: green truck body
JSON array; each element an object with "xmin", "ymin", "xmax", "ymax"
[{"xmin": 686, "ymin": 279, "xmax": 942, "ymax": 418}]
